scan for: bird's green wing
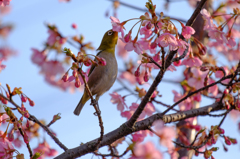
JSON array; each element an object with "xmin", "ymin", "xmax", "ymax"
[{"xmin": 88, "ymin": 50, "xmax": 103, "ymax": 76}]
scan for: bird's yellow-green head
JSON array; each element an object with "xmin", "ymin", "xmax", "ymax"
[{"xmin": 97, "ymin": 29, "xmax": 118, "ymax": 53}]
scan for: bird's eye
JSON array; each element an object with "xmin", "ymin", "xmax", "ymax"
[{"xmin": 108, "ymin": 31, "xmax": 113, "ymax": 35}]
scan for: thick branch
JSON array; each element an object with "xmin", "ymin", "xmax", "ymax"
[{"xmin": 55, "ymin": 102, "xmax": 223, "ymax": 159}]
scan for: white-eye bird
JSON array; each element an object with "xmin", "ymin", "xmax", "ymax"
[{"xmin": 74, "ymin": 29, "xmax": 118, "ymax": 116}]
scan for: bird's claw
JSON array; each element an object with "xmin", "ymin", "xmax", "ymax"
[
  {"xmin": 91, "ymin": 99, "xmax": 101, "ymax": 116},
  {"xmin": 90, "ymin": 99, "xmax": 98, "ymax": 106},
  {"xmin": 93, "ymin": 110, "xmax": 101, "ymax": 116}
]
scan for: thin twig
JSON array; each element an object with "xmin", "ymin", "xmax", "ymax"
[
  {"xmin": 107, "ymin": 0, "xmax": 187, "ymax": 23},
  {"xmin": 152, "ymin": 99, "xmax": 179, "ymax": 112},
  {"xmin": 18, "ymin": 128, "xmax": 33, "ymax": 157},
  {"xmin": 0, "ymin": 94, "xmax": 68, "ymax": 151},
  {"xmin": 94, "ymin": 145, "xmax": 129, "ymax": 158},
  {"xmin": 162, "ymin": 74, "xmax": 234, "ymax": 115}
]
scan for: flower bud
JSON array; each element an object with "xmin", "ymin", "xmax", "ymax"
[
  {"xmin": 98, "ymin": 58, "xmax": 106, "ymax": 66},
  {"xmin": 24, "ymin": 133, "xmax": 29, "ymax": 144},
  {"xmin": 224, "ymin": 136, "xmax": 231, "ymax": 145},
  {"xmin": 29, "ymin": 100, "xmax": 35, "ymax": 107},
  {"xmin": 223, "ymin": 89, "xmax": 229, "ymax": 94},
  {"xmin": 24, "ymin": 112, "xmax": 30, "ymax": 118},
  {"xmin": 75, "ymin": 77, "xmax": 81, "ymax": 88},
  {"xmin": 62, "ymin": 73, "xmax": 69, "ymax": 82},
  {"xmin": 219, "ymin": 128, "xmax": 225, "ymax": 134},
  {"xmin": 8, "ymin": 130, "xmax": 14, "ymax": 142},
  {"xmin": 72, "ymin": 23, "xmax": 78, "ymax": 29},
  {"xmin": 150, "ymin": 42, "xmax": 157, "ymax": 49},
  {"xmin": 144, "ymin": 70, "xmax": 149, "ymax": 82}
]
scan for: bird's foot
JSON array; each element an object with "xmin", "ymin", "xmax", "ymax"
[
  {"xmin": 93, "ymin": 110, "xmax": 101, "ymax": 116},
  {"xmin": 91, "ymin": 99, "xmax": 101, "ymax": 116}
]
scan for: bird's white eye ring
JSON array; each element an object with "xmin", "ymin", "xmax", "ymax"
[{"xmin": 108, "ymin": 31, "xmax": 113, "ymax": 35}]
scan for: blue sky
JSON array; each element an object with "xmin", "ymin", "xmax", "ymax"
[{"xmin": 0, "ymin": 0, "xmax": 239, "ymax": 158}]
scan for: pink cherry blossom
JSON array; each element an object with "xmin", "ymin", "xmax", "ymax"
[
  {"xmin": 120, "ymin": 71, "xmax": 136, "ymax": 84},
  {"xmin": 12, "ymin": 138, "xmax": 22, "ymax": 148},
  {"xmin": 226, "ymin": 36, "xmax": 236, "ymax": 48},
  {"xmin": 0, "ymin": 131, "xmax": 14, "ymax": 158},
  {"xmin": 144, "ymin": 102, "xmax": 155, "ymax": 116},
  {"xmin": 140, "ymin": 22, "xmax": 153, "ymax": 38},
  {"xmin": 121, "ymin": 102, "xmax": 155, "ymax": 120},
  {"xmin": 152, "ymin": 53, "xmax": 177, "ymax": 72},
  {"xmin": 130, "ymin": 141, "xmax": 163, "ymax": 159},
  {"xmin": 172, "ymin": 90, "xmax": 193, "ymax": 111},
  {"xmin": 47, "ymin": 29, "xmax": 58, "ymax": 46},
  {"xmin": 117, "ymin": 39, "xmax": 129, "ymax": 59},
  {"xmin": 125, "ymin": 40, "xmax": 143, "ymax": 54},
  {"xmin": 33, "ymin": 141, "xmax": 58, "ymax": 159},
  {"xmin": 153, "ymin": 120, "xmax": 176, "ymax": 149},
  {"xmin": 188, "ymin": 67, "xmax": 208, "ymax": 89},
  {"xmin": 121, "ymin": 110, "xmax": 133, "ymax": 120},
  {"xmin": 157, "ymin": 33, "xmax": 178, "ymax": 50},
  {"xmin": 41, "ymin": 60, "xmax": 64, "ymax": 76},
  {"xmin": 45, "ymin": 76, "xmax": 71, "ymax": 91},
  {"xmin": 215, "ymin": 67, "xmax": 229, "ymax": 78},
  {"xmin": 181, "ymin": 56, "xmax": 203, "ymax": 67},
  {"xmin": 0, "ymin": 6, "xmax": 11, "ymax": 15},
  {"xmin": 0, "ymin": 47, "xmax": 17, "ymax": 60},
  {"xmin": 0, "ymin": 0, "xmax": 11, "ymax": 7},
  {"xmin": 177, "ymin": 39, "xmax": 189, "ymax": 55},
  {"xmin": 132, "ymin": 131, "xmax": 149, "ymax": 142},
  {"xmin": 0, "ymin": 114, "xmax": 8, "ymax": 126},
  {"xmin": 208, "ymin": 79, "xmax": 218, "ymax": 97},
  {"xmin": 229, "ymin": 110, "xmax": 240, "ymax": 121},
  {"xmin": 200, "ymin": 9, "xmax": 214, "ymax": 30},
  {"xmin": 0, "ymin": 58, "xmax": 6, "ymax": 72},
  {"xmin": 31, "ymin": 48, "xmax": 46, "ymax": 66},
  {"xmin": 193, "ymin": 92, "xmax": 201, "ymax": 102},
  {"xmin": 208, "ymin": 27, "xmax": 228, "ymax": 44},
  {"xmin": 110, "ymin": 92, "xmax": 127, "ymax": 112},
  {"xmin": 136, "ymin": 70, "xmax": 147, "ymax": 85},
  {"xmin": 110, "ymin": 16, "xmax": 125, "ymax": 37},
  {"xmin": 0, "ymin": 25, "xmax": 12, "ymax": 38},
  {"xmin": 71, "ymin": 23, "xmax": 77, "ymax": 29},
  {"xmin": 121, "ymin": 103, "xmax": 141, "ymax": 120},
  {"xmin": 138, "ymin": 38, "xmax": 156, "ymax": 54},
  {"xmin": 59, "ymin": 0, "xmax": 71, "ymax": 2},
  {"xmin": 182, "ymin": 26, "xmax": 195, "ymax": 39}
]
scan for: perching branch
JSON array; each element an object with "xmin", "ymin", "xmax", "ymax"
[
  {"xmin": 78, "ymin": 69, "xmax": 104, "ymax": 150},
  {"xmin": 55, "ymin": 102, "xmax": 223, "ymax": 159}
]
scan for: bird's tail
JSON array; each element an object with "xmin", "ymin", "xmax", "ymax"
[{"xmin": 74, "ymin": 93, "xmax": 89, "ymax": 116}]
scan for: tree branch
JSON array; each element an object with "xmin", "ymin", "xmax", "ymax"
[
  {"xmin": 55, "ymin": 102, "xmax": 223, "ymax": 159},
  {"xmin": 0, "ymin": 94, "xmax": 68, "ymax": 151}
]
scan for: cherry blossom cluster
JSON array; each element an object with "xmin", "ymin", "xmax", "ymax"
[
  {"xmin": 61, "ymin": 48, "xmax": 107, "ymax": 88},
  {"xmin": 107, "ymin": 0, "xmax": 240, "ymax": 158},
  {"xmin": 0, "ymin": 0, "xmax": 11, "ymax": 7},
  {"xmin": 0, "ymin": 83, "xmax": 59, "ymax": 158},
  {"xmin": 110, "ymin": 0, "xmax": 200, "ymax": 86},
  {"xmin": 204, "ymin": 7, "xmax": 240, "ymax": 61},
  {"xmin": 31, "ymin": 24, "xmax": 97, "ymax": 91},
  {"xmin": 0, "ymin": 5, "xmax": 16, "ymax": 74},
  {"xmin": 192, "ymin": 125, "xmax": 237, "ymax": 159}
]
